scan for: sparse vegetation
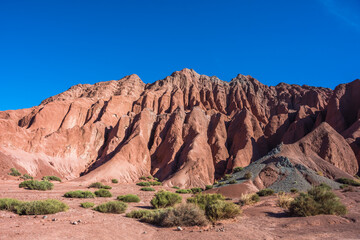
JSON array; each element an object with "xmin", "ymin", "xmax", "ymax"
[
  {"xmin": 117, "ymin": 194, "xmax": 140, "ymax": 203},
  {"xmin": 187, "ymin": 193, "xmax": 225, "ymax": 210},
  {"xmin": 42, "ymin": 176, "xmax": 62, "ymax": 182},
  {"xmin": 172, "ymin": 186, "xmax": 180, "ymax": 189},
  {"xmin": 136, "ymin": 181, "xmax": 151, "ymax": 187},
  {"xmin": 149, "ymin": 181, "xmax": 162, "ymax": 186},
  {"xmin": 139, "ymin": 176, "xmax": 147, "ymax": 180},
  {"xmin": 94, "ymin": 201, "xmax": 127, "ymax": 214},
  {"xmin": 80, "ymin": 202, "xmax": 95, "ymax": 208},
  {"xmin": 229, "ymin": 179, "xmax": 236, "ymax": 184},
  {"xmin": 205, "ymin": 185, "xmax": 213, "ymax": 190},
  {"xmin": 244, "ymin": 172, "xmax": 252, "ymax": 179},
  {"xmin": 9, "ymin": 168, "xmax": 21, "ymax": 177},
  {"xmin": 20, "ymin": 174, "xmax": 33, "ymax": 180},
  {"xmin": 290, "ymin": 188, "xmax": 299, "ymax": 193},
  {"xmin": 147, "ymin": 176, "xmax": 153, "ymax": 179},
  {"xmin": 19, "ymin": 180, "xmax": 54, "ymax": 191},
  {"xmin": 140, "ymin": 187, "xmax": 155, "ymax": 191},
  {"xmin": 340, "ymin": 184, "xmax": 355, "ymax": 192},
  {"xmin": 111, "ymin": 179, "xmax": 118, "ymax": 183},
  {"xmin": 205, "ymin": 200, "xmax": 241, "ymax": 222},
  {"xmin": 88, "ymin": 182, "xmax": 112, "ymax": 189},
  {"xmin": 176, "ymin": 189, "xmax": 192, "ymax": 194},
  {"xmin": 191, "ymin": 187, "xmax": 203, "ymax": 194},
  {"xmin": 336, "ymin": 178, "xmax": 360, "ymax": 187},
  {"xmin": 223, "ymin": 174, "xmax": 232, "ymax": 180},
  {"xmin": 94, "ymin": 189, "xmax": 112, "ymax": 197},
  {"xmin": 150, "ymin": 191, "xmax": 182, "ymax": 209},
  {"xmin": 64, "ymin": 190, "xmax": 95, "ymax": 198},
  {"xmin": 257, "ymin": 188, "xmax": 274, "ymax": 196},
  {"xmin": 277, "ymin": 192, "xmax": 294, "ymax": 209},
  {"xmin": 239, "ymin": 193, "xmax": 259, "ymax": 206},
  {"xmin": 233, "ymin": 167, "xmax": 244, "ymax": 173},
  {"xmin": 289, "ymin": 184, "xmax": 347, "ymax": 217},
  {"xmin": 0, "ymin": 198, "xmax": 68, "ymax": 215}
]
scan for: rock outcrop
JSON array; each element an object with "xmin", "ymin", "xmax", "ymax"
[{"xmin": 0, "ymin": 69, "xmax": 358, "ymax": 187}]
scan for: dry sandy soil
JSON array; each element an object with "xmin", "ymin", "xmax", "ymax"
[{"xmin": 0, "ymin": 180, "xmax": 360, "ymax": 240}]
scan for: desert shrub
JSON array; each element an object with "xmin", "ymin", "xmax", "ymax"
[
  {"xmin": 244, "ymin": 172, "xmax": 252, "ymax": 179},
  {"xmin": 218, "ymin": 182, "xmax": 225, "ymax": 186},
  {"xmin": 64, "ymin": 190, "xmax": 95, "ymax": 198},
  {"xmin": 88, "ymin": 182, "xmax": 112, "ymax": 189},
  {"xmin": 318, "ymin": 183, "xmax": 332, "ymax": 190},
  {"xmin": 150, "ymin": 181, "xmax": 162, "ymax": 186},
  {"xmin": 15, "ymin": 199, "xmax": 68, "ymax": 215},
  {"xmin": 94, "ymin": 201, "xmax": 127, "ymax": 214},
  {"xmin": 233, "ymin": 167, "xmax": 244, "ymax": 173},
  {"xmin": 229, "ymin": 179, "xmax": 236, "ymax": 184},
  {"xmin": 150, "ymin": 191, "xmax": 182, "ymax": 209},
  {"xmin": 136, "ymin": 181, "xmax": 151, "ymax": 186},
  {"xmin": 222, "ymin": 174, "xmax": 232, "ymax": 180},
  {"xmin": 257, "ymin": 188, "xmax": 274, "ymax": 196},
  {"xmin": 172, "ymin": 186, "xmax": 180, "ymax": 189},
  {"xmin": 205, "ymin": 185, "xmax": 213, "ymax": 190},
  {"xmin": 161, "ymin": 203, "xmax": 208, "ymax": 227},
  {"xmin": 135, "ymin": 209, "xmax": 169, "ymax": 225},
  {"xmin": 80, "ymin": 202, "xmax": 95, "ymax": 208},
  {"xmin": 340, "ymin": 184, "xmax": 354, "ymax": 192},
  {"xmin": 187, "ymin": 193, "xmax": 225, "ymax": 210},
  {"xmin": 277, "ymin": 192, "xmax": 294, "ymax": 209},
  {"xmin": 94, "ymin": 189, "xmax": 112, "ymax": 197},
  {"xmin": 289, "ymin": 185, "xmax": 347, "ymax": 217},
  {"xmin": 19, "ymin": 180, "xmax": 53, "ymax": 191},
  {"xmin": 153, "ymin": 177, "xmax": 159, "ymax": 181},
  {"xmin": 147, "ymin": 176, "xmax": 153, "ymax": 179},
  {"xmin": 111, "ymin": 179, "xmax": 118, "ymax": 183},
  {"xmin": 117, "ymin": 194, "xmax": 140, "ymax": 203},
  {"xmin": 191, "ymin": 187, "xmax": 203, "ymax": 194},
  {"xmin": 102, "ymin": 185, "xmax": 112, "ymax": 189},
  {"xmin": 0, "ymin": 198, "xmax": 22, "ymax": 211},
  {"xmin": 340, "ymin": 184, "xmax": 349, "ymax": 189},
  {"xmin": 239, "ymin": 193, "xmax": 259, "ymax": 206},
  {"xmin": 176, "ymin": 189, "xmax": 192, "ymax": 194},
  {"xmin": 139, "ymin": 176, "xmax": 147, "ymax": 180},
  {"xmin": 21, "ymin": 174, "xmax": 33, "ymax": 180},
  {"xmin": 9, "ymin": 168, "xmax": 21, "ymax": 177},
  {"xmin": 336, "ymin": 178, "xmax": 360, "ymax": 187},
  {"xmin": 290, "ymin": 188, "xmax": 298, "ymax": 193},
  {"xmin": 42, "ymin": 176, "xmax": 61, "ymax": 182},
  {"xmin": 205, "ymin": 200, "xmax": 241, "ymax": 222},
  {"xmin": 317, "ymin": 171, "xmax": 324, "ymax": 176},
  {"xmin": 140, "ymin": 187, "xmax": 155, "ymax": 191}
]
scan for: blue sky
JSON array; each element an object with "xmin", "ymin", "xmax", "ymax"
[{"xmin": 1, "ymin": 0, "xmax": 359, "ymax": 110}]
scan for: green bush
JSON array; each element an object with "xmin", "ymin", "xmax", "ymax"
[
  {"xmin": 42, "ymin": 176, "xmax": 62, "ymax": 182},
  {"xmin": 229, "ymin": 180, "xmax": 236, "ymax": 184},
  {"xmin": 147, "ymin": 176, "xmax": 153, "ymax": 179},
  {"xmin": 290, "ymin": 188, "xmax": 299, "ymax": 193},
  {"xmin": 136, "ymin": 182, "xmax": 151, "ymax": 186},
  {"xmin": 205, "ymin": 185, "xmax": 213, "ymax": 190},
  {"xmin": 205, "ymin": 200, "xmax": 241, "ymax": 222},
  {"xmin": 94, "ymin": 189, "xmax": 112, "ymax": 197},
  {"xmin": 172, "ymin": 186, "xmax": 180, "ymax": 189},
  {"xmin": 80, "ymin": 202, "xmax": 95, "ymax": 208},
  {"xmin": 111, "ymin": 179, "xmax": 118, "ymax": 183},
  {"xmin": 176, "ymin": 189, "xmax": 192, "ymax": 194},
  {"xmin": 239, "ymin": 193, "xmax": 259, "ymax": 206},
  {"xmin": 289, "ymin": 185, "xmax": 347, "ymax": 217},
  {"xmin": 117, "ymin": 194, "xmax": 140, "ymax": 203},
  {"xmin": 64, "ymin": 190, "xmax": 95, "ymax": 198},
  {"xmin": 94, "ymin": 201, "xmax": 127, "ymax": 214},
  {"xmin": 153, "ymin": 177, "xmax": 159, "ymax": 181},
  {"xmin": 187, "ymin": 193, "xmax": 225, "ymax": 210},
  {"xmin": 150, "ymin": 181, "xmax": 162, "ymax": 186},
  {"xmin": 140, "ymin": 187, "xmax": 155, "ymax": 191},
  {"xmin": 128, "ymin": 209, "xmax": 169, "ymax": 225},
  {"xmin": 336, "ymin": 178, "xmax": 360, "ymax": 187},
  {"xmin": 218, "ymin": 182, "xmax": 225, "ymax": 186},
  {"xmin": 0, "ymin": 199, "xmax": 68, "ymax": 215},
  {"xmin": 244, "ymin": 172, "xmax": 252, "ymax": 179},
  {"xmin": 19, "ymin": 180, "xmax": 53, "ymax": 191},
  {"xmin": 223, "ymin": 174, "xmax": 232, "ymax": 180},
  {"xmin": 233, "ymin": 167, "xmax": 244, "ymax": 173},
  {"xmin": 150, "ymin": 191, "xmax": 182, "ymax": 209},
  {"xmin": 21, "ymin": 174, "xmax": 33, "ymax": 180},
  {"xmin": 9, "ymin": 168, "xmax": 21, "ymax": 177},
  {"xmin": 191, "ymin": 187, "xmax": 203, "ymax": 194},
  {"xmin": 257, "ymin": 189, "xmax": 275, "ymax": 196},
  {"xmin": 88, "ymin": 182, "xmax": 112, "ymax": 189},
  {"xmin": 139, "ymin": 176, "xmax": 147, "ymax": 180}
]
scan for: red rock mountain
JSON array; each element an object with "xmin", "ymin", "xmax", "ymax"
[{"xmin": 0, "ymin": 69, "xmax": 359, "ymax": 187}]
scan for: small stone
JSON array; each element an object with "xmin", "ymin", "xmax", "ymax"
[
  {"xmin": 177, "ymin": 226, "xmax": 183, "ymax": 231},
  {"xmin": 43, "ymin": 216, "xmax": 47, "ymax": 219},
  {"xmin": 72, "ymin": 221, "xmax": 78, "ymax": 225},
  {"xmin": 52, "ymin": 218, "xmax": 57, "ymax": 221},
  {"xmin": 77, "ymin": 220, "xmax": 81, "ymax": 223},
  {"xmin": 143, "ymin": 231, "xmax": 147, "ymax": 234}
]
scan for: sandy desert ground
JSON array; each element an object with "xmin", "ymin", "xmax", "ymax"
[{"xmin": 0, "ymin": 180, "xmax": 359, "ymax": 240}]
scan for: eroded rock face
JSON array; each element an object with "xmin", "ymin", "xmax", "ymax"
[{"xmin": 0, "ymin": 69, "xmax": 358, "ymax": 187}]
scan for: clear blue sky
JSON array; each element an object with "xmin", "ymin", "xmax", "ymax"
[{"xmin": 1, "ymin": 0, "xmax": 359, "ymax": 110}]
